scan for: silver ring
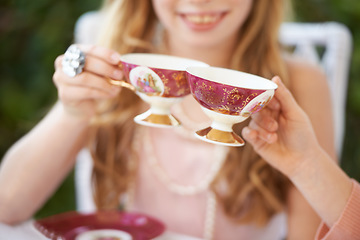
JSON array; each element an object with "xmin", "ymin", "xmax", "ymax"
[{"xmin": 61, "ymin": 45, "xmax": 86, "ymax": 77}]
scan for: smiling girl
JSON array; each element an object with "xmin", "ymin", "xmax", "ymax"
[{"xmin": 0, "ymin": 1, "xmax": 335, "ymax": 239}]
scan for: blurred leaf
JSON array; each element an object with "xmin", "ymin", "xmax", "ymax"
[
  {"xmin": 0, "ymin": 0, "xmax": 100, "ymax": 216},
  {"xmin": 293, "ymin": 0, "xmax": 360, "ymax": 175}
]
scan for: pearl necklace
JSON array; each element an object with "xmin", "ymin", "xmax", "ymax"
[
  {"xmin": 142, "ymin": 127, "xmax": 228, "ymax": 240},
  {"xmin": 204, "ymin": 191, "xmax": 217, "ymax": 240}
]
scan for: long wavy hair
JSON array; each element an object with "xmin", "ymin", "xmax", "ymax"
[{"xmin": 89, "ymin": 0, "xmax": 290, "ymax": 226}]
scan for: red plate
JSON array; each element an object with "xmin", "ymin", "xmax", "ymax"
[{"xmin": 34, "ymin": 211, "xmax": 166, "ymax": 240}]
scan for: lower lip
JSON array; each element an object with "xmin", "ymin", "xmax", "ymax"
[{"xmin": 180, "ymin": 14, "xmax": 225, "ymax": 31}]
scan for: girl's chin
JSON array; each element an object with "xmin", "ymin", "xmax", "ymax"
[{"xmin": 181, "ymin": 36, "xmax": 225, "ymax": 49}]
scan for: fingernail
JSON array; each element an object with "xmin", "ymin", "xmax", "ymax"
[
  {"xmin": 267, "ymin": 133, "xmax": 272, "ymax": 141},
  {"xmin": 243, "ymin": 127, "xmax": 253, "ymax": 139},
  {"xmin": 111, "ymin": 53, "xmax": 121, "ymax": 64},
  {"xmin": 113, "ymin": 69, "xmax": 123, "ymax": 80},
  {"xmin": 268, "ymin": 121, "xmax": 277, "ymax": 131},
  {"xmin": 274, "ymin": 101, "xmax": 280, "ymax": 110},
  {"xmin": 273, "ymin": 76, "xmax": 281, "ymax": 87},
  {"xmin": 266, "ymin": 133, "xmax": 276, "ymax": 143}
]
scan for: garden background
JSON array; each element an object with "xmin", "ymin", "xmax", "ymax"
[{"xmin": 1, "ymin": 0, "xmax": 360, "ymax": 218}]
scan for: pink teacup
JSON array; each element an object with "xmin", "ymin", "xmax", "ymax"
[
  {"xmin": 111, "ymin": 53, "xmax": 208, "ymax": 127},
  {"xmin": 186, "ymin": 66, "xmax": 278, "ymax": 146}
]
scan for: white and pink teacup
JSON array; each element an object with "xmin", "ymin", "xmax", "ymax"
[
  {"xmin": 186, "ymin": 66, "xmax": 278, "ymax": 147},
  {"xmin": 112, "ymin": 53, "xmax": 208, "ymax": 127}
]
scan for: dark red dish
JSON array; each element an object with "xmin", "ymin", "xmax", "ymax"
[{"xmin": 34, "ymin": 211, "xmax": 166, "ymax": 240}]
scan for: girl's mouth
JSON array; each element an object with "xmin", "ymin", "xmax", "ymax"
[{"xmin": 179, "ymin": 12, "xmax": 227, "ymax": 31}]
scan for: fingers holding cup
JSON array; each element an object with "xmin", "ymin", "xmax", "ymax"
[
  {"xmin": 54, "ymin": 55, "xmax": 120, "ymax": 97},
  {"xmin": 61, "ymin": 44, "xmax": 123, "ymax": 81},
  {"xmin": 247, "ymin": 115, "xmax": 278, "ymax": 144},
  {"xmin": 53, "ymin": 45, "xmax": 122, "ymax": 119},
  {"xmin": 83, "ymin": 55, "xmax": 124, "ymax": 81},
  {"xmin": 250, "ymin": 108, "xmax": 279, "ymax": 133},
  {"xmin": 54, "ymin": 69, "xmax": 120, "ymax": 96}
]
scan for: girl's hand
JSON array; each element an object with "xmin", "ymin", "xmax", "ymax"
[
  {"xmin": 242, "ymin": 76, "xmax": 323, "ymax": 178},
  {"xmin": 53, "ymin": 44, "xmax": 123, "ymax": 120}
]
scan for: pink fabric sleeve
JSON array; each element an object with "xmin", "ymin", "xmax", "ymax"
[{"xmin": 315, "ymin": 179, "xmax": 360, "ymax": 240}]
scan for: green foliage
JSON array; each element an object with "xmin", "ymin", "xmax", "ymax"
[
  {"xmin": 0, "ymin": 0, "xmax": 101, "ymax": 217},
  {"xmin": 0, "ymin": 0, "xmax": 360, "ymax": 218},
  {"xmin": 293, "ymin": 0, "xmax": 360, "ymax": 180}
]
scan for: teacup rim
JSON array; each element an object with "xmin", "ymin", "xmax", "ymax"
[
  {"xmin": 186, "ymin": 66, "xmax": 278, "ymax": 90},
  {"xmin": 120, "ymin": 53, "xmax": 209, "ymax": 71}
]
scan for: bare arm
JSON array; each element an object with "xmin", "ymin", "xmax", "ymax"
[
  {"xmin": 0, "ymin": 102, "xmax": 89, "ymax": 224},
  {"xmin": 242, "ymin": 76, "xmax": 352, "ymax": 231},
  {"xmin": 285, "ymin": 60, "xmax": 335, "ymax": 239},
  {"xmin": 289, "ymin": 145, "xmax": 352, "ymax": 228},
  {"xmin": 0, "ymin": 45, "xmax": 123, "ymax": 224}
]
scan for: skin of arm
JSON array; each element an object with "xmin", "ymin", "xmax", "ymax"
[
  {"xmin": 289, "ymin": 59, "xmax": 346, "ymax": 234},
  {"xmin": 283, "ymin": 60, "xmax": 330, "ymax": 239},
  {"xmin": 242, "ymin": 75, "xmax": 352, "ymax": 231},
  {"xmin": 285, "ymin": 59, "xmax": 337, "ymax": 239},
  {"xmin": 0, "ymin": 45, "xmax": 122, "ymax": 225},
  {"xmin": 0, "ymin": 102, "xmax": 89, "ymax": 224}
]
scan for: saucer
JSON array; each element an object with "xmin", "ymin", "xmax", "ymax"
[
  {"xmin": 75, "ymin": 229, "xmax": 132, "ymax": 240},
  {"xmin": 34, "ymin": 211, "xmax": 165, "ymax": 240}
]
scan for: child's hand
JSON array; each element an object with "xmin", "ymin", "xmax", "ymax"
[
  {"xmin": 242, "ymin": 76, "xmax": 322, "ymax": 178},
  {"xmin": 53, "ymin": 44, "xmax": 123, "ymax": 119}
]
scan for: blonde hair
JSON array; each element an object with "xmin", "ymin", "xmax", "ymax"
[{"xmin": 89, "ymin": 0, "xmax": 290, "ymax": 226}]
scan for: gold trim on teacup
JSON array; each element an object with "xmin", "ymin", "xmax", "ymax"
[
  {"xmin": 108, "ymin": 78, "xmax": 136, "ymax": 91},
  {"xmin": 197, "ymin": 127, "xmax": 245, "ymax": 145},
  {"xmin": 196, "ymin": 126, "xmax": 212, "ymax": 137},
  {"xmin": 142, "ymin": 113, "xmax": 181, "ymax": 126}
]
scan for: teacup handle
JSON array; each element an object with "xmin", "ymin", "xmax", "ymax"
[
  {"xmin": 107, "ymin": 62, "xmax": 136, "ymax": 91},
  {"xmin": 108, "ymin": 78, "xmax": 136, "ymax": 91}
]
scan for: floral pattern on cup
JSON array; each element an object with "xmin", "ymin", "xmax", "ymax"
[
  {"xmin": 187, "ymin": 75, "xmax": 266, "ymax": 115},
  {"xmin": 129, "ymin": 66, "xmax": 164, "ymax": 96},
  {"xmin": 121, "ymin": 62, "xmax": 190, "ymax": 98},
  {"xmin": 240, "ymin": 91, "xmax": 274, "ymax": 117}
]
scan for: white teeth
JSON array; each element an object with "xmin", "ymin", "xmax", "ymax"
[{"xmin": 186, "ymin": 14, "xmax": 219, "ymax": 24}]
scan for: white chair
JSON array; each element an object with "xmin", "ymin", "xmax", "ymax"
[
  {"xmin": 73, "ymin": 12, "xmax": 101, "ymax": 213},
  {"xmin": 74, "ymin": 149, "xmax": 96, "ymax": 212},
  {"xmin": 74, "ymin": 20, "xmax": 353, "ymax": 212},
  {"xmin": 279, "ymin": 22, "xmax": 353, "ymax": 157}
]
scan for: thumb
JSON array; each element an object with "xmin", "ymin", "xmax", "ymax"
[{"xmin": 272, "ymin": 76, "xmax": 302, "ymax": 116}]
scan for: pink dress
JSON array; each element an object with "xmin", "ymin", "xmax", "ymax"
[{"xmin": 315, "ymin": 179, "xmax": 360, "ymax": 240}]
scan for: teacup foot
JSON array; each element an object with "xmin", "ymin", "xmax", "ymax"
[
  {"xmin": 134, "ymin": 110, "xmax": 181, "ymax": 128},
  {"xmin": 195, "ymin": 127, "xmax": 245, "ymax": 147}
]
